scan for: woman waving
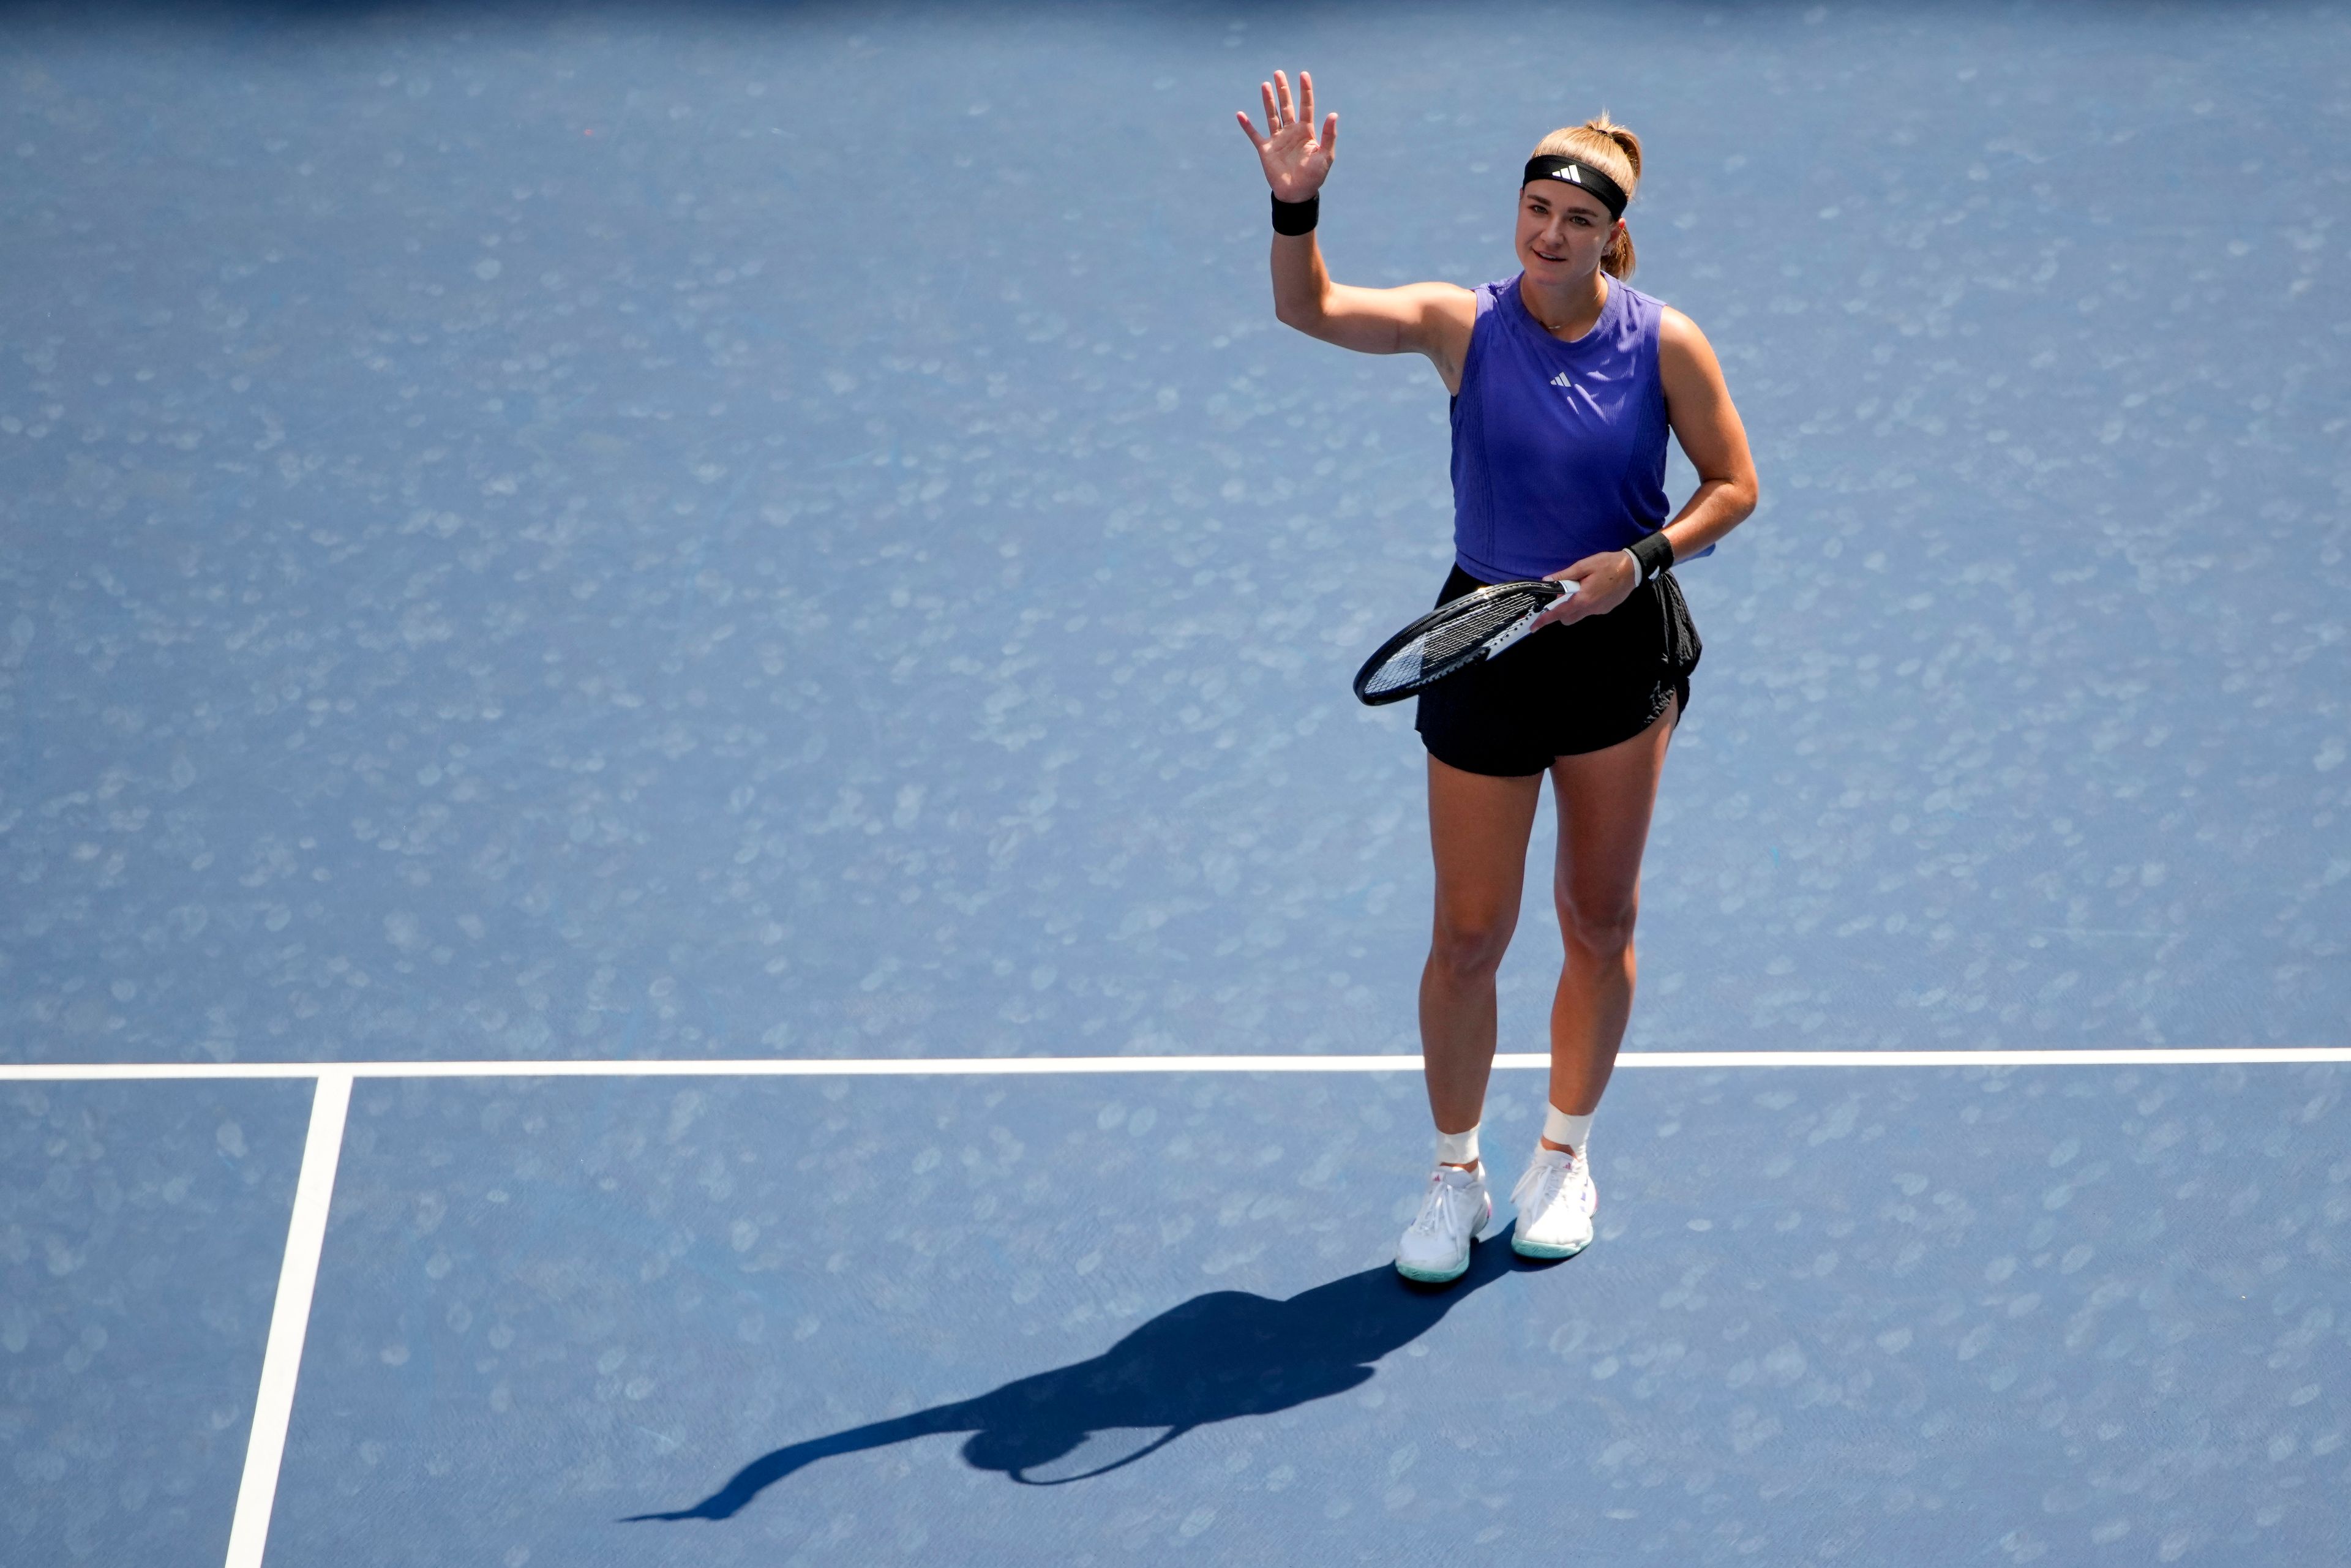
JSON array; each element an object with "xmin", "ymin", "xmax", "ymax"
[{"xmin": 1237, "ymin": 71, "xmax": 1760, "ymax": 1284}]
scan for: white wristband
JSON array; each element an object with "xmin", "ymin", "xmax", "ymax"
[{"xmin": 1622, "ymin": 547, "xmax": 1644, "ymax": 583}]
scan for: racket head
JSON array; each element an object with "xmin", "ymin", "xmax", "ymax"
[{"xmin": 1351, "ymin": 578, "xmax": 1568, "ymax": 705}]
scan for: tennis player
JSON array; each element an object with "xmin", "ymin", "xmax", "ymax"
[{"xmin": 1237, "ymin": 72, "xmax": 1759, "ymax": 1283}]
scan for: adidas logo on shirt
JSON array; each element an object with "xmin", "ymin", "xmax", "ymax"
[{"xmin": 1550, "ymin": 372, "xmax": 1572, "ymax": 389}]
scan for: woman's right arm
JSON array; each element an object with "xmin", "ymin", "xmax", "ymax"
[{"xmin": 1237, "ymin": 71, "xmax": 1474, "ymax": 389}]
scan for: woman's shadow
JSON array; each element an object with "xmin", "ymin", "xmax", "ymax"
[{"xmin": 629, "ymin": 1227, "xmax": 1544, "ymax": 1521}]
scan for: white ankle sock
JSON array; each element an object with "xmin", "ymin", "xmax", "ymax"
[
  {"xmin": 1542, "ymin": 1105, "xmax": 1592, "ymax": 1154},
  {"xmin": 1435, "ymin": 1123, "xmax": 1480, "ymax": 1166}
]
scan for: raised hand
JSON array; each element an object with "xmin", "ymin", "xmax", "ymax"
[{"xmin": 1234, "ymin": 69, "xmax": 1337, "ymax": 203}]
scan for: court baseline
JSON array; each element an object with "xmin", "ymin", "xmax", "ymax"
[
  {"xmin": 15, "ymin": 1046, "xmax": 2337, "ymax": 1567},
  {"xmin": 4, "ymin": 1045, "xmax": 2347, "ymax": 1085}
]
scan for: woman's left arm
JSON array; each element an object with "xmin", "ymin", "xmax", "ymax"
[
  {"xmin": 1539, "ymin": 307, "xmax": 1757, "ymax": 624},
  {"xmin": 1654, "ymin": 306, "xmax": 1758, "ymax": 560}
]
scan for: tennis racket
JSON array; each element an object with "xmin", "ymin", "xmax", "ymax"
[{"xmin": 1351, "ymin": 578, "xmax": 1574, "ymax": 705}]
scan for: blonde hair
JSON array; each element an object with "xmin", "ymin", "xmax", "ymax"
[{"xmin": 1530, "ymin": 114, "xmax": 1642, "ymax": 277}]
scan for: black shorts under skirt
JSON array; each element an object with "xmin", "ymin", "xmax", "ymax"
[{"xmin": 1414, "ymin": 562, "xmax": 1703, "ymax": 777}]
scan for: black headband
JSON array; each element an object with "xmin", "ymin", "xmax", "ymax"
[{"xmin": 1521, "ymin": 156, "xmax": 1628, "ymax": 220}]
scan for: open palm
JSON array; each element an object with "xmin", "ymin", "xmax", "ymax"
[{"xmin": 1235, "ymin": 69, "xmax": 1337, "ymax": 203}]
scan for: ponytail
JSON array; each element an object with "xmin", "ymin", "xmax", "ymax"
[{"xmin": 1601, "ymin": 225, "xmax": 1636, "ymax": 280}]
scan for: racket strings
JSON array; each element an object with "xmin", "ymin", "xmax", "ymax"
[{"xmin": 1360, "ymin": 590, "xmax": 1547, "ymax": 697}]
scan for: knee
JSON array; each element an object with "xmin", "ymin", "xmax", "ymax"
[
  {"xmin": 1558, "ymin": 895, "xmax": 1638, "ymax": 960},
  {"xmin": 1428, "ymin": 915, "xmax": 1514, "ymax": 981}
]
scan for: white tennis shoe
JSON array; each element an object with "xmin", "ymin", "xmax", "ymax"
[
  {"xmin": 1394, "ymin": 1165, "xmax": 1492, "ymax": 1284},
  {"xmin": 1510, "ymin": 1145, "xmax": 1597, "ymax": 1259}
]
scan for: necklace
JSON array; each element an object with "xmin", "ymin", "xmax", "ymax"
[{"xmin": 1531, "ymin": 277, "xmax": 1607, "ymax": 337}]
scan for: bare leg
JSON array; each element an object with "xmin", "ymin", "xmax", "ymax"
[
  {"xmin": 1419, "ymin": 755, "xmax": 1544, "ymax": 1168},
  {"xmin": 1542, "ymin": 694, "xmax": 1678, "ymax": 1145}
]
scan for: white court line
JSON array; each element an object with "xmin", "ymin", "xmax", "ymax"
[
  {"xmin": 223, "ymin": 1071, "xmax": 351, "ymax": 1568},
  {"xmin": 40, "ymin": 1047, "xmax": 2314, "ymax": 1568},
  {"xmin": 0, "ymin": 1047, "xmax": 2345, "ymax": 1083}
]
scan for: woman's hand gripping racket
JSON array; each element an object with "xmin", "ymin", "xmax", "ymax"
[{"xmin": 1351, "ymin": 577, "xmax": 1577, "ymax": 705}]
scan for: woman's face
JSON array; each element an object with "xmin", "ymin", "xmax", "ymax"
[{"xmin": 1514, "ymin": 182, "xmax": 1618, "ymax": 285}]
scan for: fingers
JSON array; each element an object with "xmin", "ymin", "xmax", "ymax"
[
  {"xmin": 1542, "ymin": 555, "xmax": 1636, "ymax": 620},
  {"xmin": 1552, "ymin": 596, "xmax": 1600, "ymax": 626},
  {"xmin": 1322, "ymin": 112, "xmax": 1338, "ymax": 157},
  {"xmin": 1234, "ymin": 109, "xmax": 1267, "ymax": 151},
  {"xmin": 1543, "ymin": 557, "xmax": 1621, "ymax": 625},
  {"xmin": 1251, "ymin": 72, "xmax": 1329, "ymax": 154},
  {"xmin": 1540, "ymin": 592, "xmax": 1594, "ymax": 628}
]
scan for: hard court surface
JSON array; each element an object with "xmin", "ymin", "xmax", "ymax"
[{"xmin": 3, "ymin": 3, "xmax": 2347, "ymax": 1565}]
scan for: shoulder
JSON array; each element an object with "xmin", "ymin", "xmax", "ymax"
[
  {"xmin": 1405, "ymin": 280, "xmax": 1480, "ymax": 324},
  {"xmin": 1606, "ymin": 280, "xmax": 1668, "ymax": 330},
  {"xmin": 1655, "ymin": 304, "xmax": 1717, "ymax": 367},
  {"xmin": 1653, "ymin": 306, "xmax": 1734, "ymax": 409},
  {"xmin": 1470, "ymin": 275, "xmax": 1525, "ymax": 317}
]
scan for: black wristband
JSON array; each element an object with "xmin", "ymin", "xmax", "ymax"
[
  {"xmin": 1628, "ymin": 530, "xmax": 1676, "ymax": 582},
  {"xmin": 1270, "ymin": 192, "xmax": 1319, "ymax": 236}
]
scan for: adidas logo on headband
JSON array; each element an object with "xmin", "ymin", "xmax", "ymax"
[{"xmin": 1520, "ymin": 155, "xmax": 1629, "ymax": 219}]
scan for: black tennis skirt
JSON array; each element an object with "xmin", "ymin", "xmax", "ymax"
[{"xmin": 1414, "ymin": 562, "xmax": 1703, "ymax": 777}]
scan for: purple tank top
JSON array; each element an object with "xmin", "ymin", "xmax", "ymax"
[{"xmin": 1450, "ymin": 274, "xmax": 1673, "ymax": 583}]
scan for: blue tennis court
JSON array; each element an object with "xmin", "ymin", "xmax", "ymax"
[{"xmin": 4, "ymin": 3, "xmax": 2347, "ymax": 1564}]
